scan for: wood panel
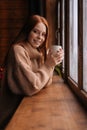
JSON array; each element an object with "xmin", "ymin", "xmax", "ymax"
[
  {"xmin": 46, "ymin": 0, "xmax": 57, "ymax": 47},
  {"xmin": 0, "ymin": 0, "xmax": 29, "ymax": 9},
  {"xmin": 0, "ymin": 0, "xmax": 29, "ymax": 65},
  {"xmin": 0, "ymin": 0, "xmax": 58, "ymax": 64}
]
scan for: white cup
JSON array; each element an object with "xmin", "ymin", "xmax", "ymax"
[{"xmin": 50, "ymin": 45, "xmax": 62, "ymax": 54}]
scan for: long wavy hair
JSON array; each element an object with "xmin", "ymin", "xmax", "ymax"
[{"xmin": 4, "ymin": 15, "xmax": 49, "ymax": 66}]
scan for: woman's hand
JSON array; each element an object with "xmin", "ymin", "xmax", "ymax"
[{"xmin": 45, "ymin": 48, "xmax": 64, "ymax": 68}]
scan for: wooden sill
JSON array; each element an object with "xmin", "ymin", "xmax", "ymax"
[
  {"xmin": 67, "ymin": 76, "xmax": 87, "ymax": 108},
  {"xmin": 5, "ymin": 76, "xmax": 87, "ymax": 130}
]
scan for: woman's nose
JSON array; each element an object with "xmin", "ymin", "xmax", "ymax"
[{"xmin": 37, "ymin": 33, "xmax": 42, "ymax": 39}]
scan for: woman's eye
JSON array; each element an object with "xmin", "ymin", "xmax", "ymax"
[
  {"xmin": 33, "ymin": 29, "xmax": 46, "ymax": 37},
  {"xmin": 33, "ymin": 30, "xmax": 37, "ymax": 33},
  {"xmin": 42, "ymin": 33, "xmax": 46, "ymax": 37},
  {"xmin": 33, "ymin": 29, "xmax": 40, "ymax": 34}
]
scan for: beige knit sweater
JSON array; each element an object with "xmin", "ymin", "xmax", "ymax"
[{"xmin": 0, "ymin": 43, "xmax": 54, "ymax": 128}]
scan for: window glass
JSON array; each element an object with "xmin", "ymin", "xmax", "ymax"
[
  {"xmin": 69, "ymin": 0, "xmax": 78, "ymax": 83},
  {"xmin": 57, "ymin": 0, "xmax": 65, "ymax": 73},
  {"xmin": 83, "ymin": 0, "xmax": 87, "ymax": 92},
  {"xmin": 57, "ymin": 0, "xmax": 60, "ymax": 45},
  {"xmin": 62, "ymin": 0, "xmax": 65, "ymax": 73}
]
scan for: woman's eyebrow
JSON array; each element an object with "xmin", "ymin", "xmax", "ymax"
[{"xmin": 34, "ymin": 28, "xmax": 46, "ymax": 34}]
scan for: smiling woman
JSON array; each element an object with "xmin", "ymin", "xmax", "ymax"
[
  {"xmin": 0, "ymin": 15, "xmax": 64, "ymax": 129},
  {"xmin": 28, "ymin": 22, "xmax": 46, "ymax": 48}
]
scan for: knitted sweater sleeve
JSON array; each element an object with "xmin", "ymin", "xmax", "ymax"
[{"xmin": 7, "ymin": 45, "xmax": 54, "ymax": 96}]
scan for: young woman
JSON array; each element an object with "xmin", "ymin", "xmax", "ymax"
[{"xmin": 0, "ymin": 15, "xmax": 64, "ymax": 129}]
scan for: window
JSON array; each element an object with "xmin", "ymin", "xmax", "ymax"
[
  {"xmin": 58, "ymin": 0, "xmax": 87, "ymax": 106},
  {"xmin": 69, "ymin": 0, "xmax": 78, "ymax": 83},
  {"xmin": 83, "ymin": 0, "xmax": 87, "ymax": 92},
  {"xmin": 57, "ymin": 0, "xmax": 65, "ymax": 73}
]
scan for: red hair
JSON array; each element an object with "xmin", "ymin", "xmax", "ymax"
[
  {"xmin": 15, "ymin": 15, "xmax": 49, "ymax": 60},
  {"xmin": 3, "ymin": 15, "xmax": 49, "ymax": 66}
]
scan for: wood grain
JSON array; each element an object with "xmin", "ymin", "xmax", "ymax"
[{"xmin": 5, "ymin": 76, "xmax": 87, "ymax": 130}]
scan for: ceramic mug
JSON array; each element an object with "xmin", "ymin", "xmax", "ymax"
[{"xmin": 50, "ymin": 45, "xmax": 62, "ymax": 54}]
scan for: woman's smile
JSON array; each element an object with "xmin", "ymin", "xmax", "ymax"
[{"xmin": 28, "ymin": 22, "xmax": 46, "ymax": 48}]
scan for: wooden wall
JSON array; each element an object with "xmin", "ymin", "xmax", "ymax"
[
  {"xmin": 0, "ymin": 0, "xmax": 57, "ymax": 65},
  {"xmin": 0, "ymin": 0, "xmax": 29, "ymax": 65},
  {"xmin": 46, "ymin": 0, "xmax": 57, "ymax": 47}
]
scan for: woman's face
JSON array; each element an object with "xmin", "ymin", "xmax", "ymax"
[{"xmin": 28, "ymin": 22, "xmax": 46, "ymax": 48}]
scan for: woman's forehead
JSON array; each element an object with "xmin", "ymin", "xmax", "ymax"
[{"xmin": 34, "ymin": 22, "xmax": 46, "ymax": 33}]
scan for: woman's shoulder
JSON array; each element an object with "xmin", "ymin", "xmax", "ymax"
[
  {"xmin": 9, "ymin": 43, "xmax": 30, "ymax": 62},
  {"xmin": 11, "ymin": 43, "xmax": 28, "ymax": 55},
  {"xmin": 9, "ymin": 43, "xmax": 29, "ymax": 58},
  {"xmin": 12, "ymin": 43, "xmax": 25, "ymax": 51}
]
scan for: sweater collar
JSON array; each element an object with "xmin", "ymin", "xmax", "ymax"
[{"xmin": 19, "ymin": 42, "xmax": 42, "ymax": 60}]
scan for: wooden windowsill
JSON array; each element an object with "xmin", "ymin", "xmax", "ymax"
[
  {"xmin": 5, "ymin": 76, "xmax": 87, "ymax": 130},
  {"xmin": 67, "ymin": 76, "xmax": 87, "ymax": 108}
]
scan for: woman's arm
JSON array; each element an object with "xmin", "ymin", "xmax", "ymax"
[{"xmin": 7, "ymin": 45, "xmax": 54, "ymax": 96}]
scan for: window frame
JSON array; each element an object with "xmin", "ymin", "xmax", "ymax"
[{"xmin": 58, "ymin": 0, "xmax": 87, "ymax": 107}]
